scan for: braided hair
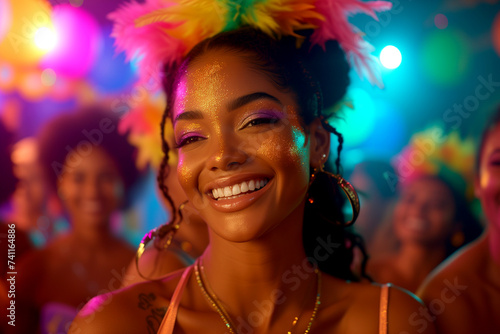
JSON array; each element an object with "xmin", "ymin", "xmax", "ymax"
[{"xmin": 158, "ymin": 27, "xmax": 369, "ymax": 281}]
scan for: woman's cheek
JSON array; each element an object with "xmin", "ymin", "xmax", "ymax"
[
  {"xmin": 256, "ymin": 126, "xmax": 308, "ymax": 169},
  {"xmin": 177, "ymin": 156, "xmax": 194, "ymax": 192}
]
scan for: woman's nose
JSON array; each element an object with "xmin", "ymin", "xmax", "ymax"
[
  {"xmin": 408, "ymin": 200, "xmax": 427, "ymax": 216},
  {"xmin": 207, "ymin": 132, "xmax": 249, "ymax": 171},
  {"xmin": 83, "ymin": 178, "xmax": 101, "ymax": 198}
]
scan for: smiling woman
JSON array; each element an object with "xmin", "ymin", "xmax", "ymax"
[
  {"xmin": 13, "ymin": 107, "xmax": 140, "ymax": 334},
  {"xmin": 69, "ymin": 1, "xmax": 437, "ymax": 334}
]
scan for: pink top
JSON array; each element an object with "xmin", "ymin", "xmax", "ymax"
[{"xmin": 157, "ymin": 266, "xmax": 390, "ymax": 334}]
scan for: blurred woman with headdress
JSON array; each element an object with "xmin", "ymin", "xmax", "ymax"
[
  {"xmin": 418, "ymin": 108, "xmax": 500, "ymax": 333},
  {"xmin": 367, "ymin": 126, "xmax": 483, "ymax": 293}
]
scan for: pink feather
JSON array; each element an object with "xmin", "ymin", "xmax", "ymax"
[{"xmin": 108, "ymin": 0, "xmax": 186, "ymax": 87}]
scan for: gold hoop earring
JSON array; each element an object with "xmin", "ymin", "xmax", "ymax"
[
  {"xmin": 135, "ymin": 200, "xmax": 188, "ymax": 280},
  {"xmin": 308, "ymin": 164, "xmax": 360, "ymax": 227}
]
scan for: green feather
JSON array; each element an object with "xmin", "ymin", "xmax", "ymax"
[{"xmin": 221, "ymin": 0, "xmax": 267, "ymax": 31}]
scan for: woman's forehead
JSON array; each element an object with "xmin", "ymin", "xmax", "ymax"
[
  {"xmin": 180, "ymin": 51, "xmax": 264, "ymax": 91},
  {"xmin": 172, "ymin": 50, "xmax": 292, "ymax": 117}
]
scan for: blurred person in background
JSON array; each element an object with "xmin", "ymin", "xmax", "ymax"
[
  {"xmin": 0, "ymin": 122, "xmax": 18, "ymax": 217},
  {"xmin": 117, "ymin": 98, "xmax": 209, "ymax": 286},
  {"xmin": 367, "ymin": 128, "xmax": 483, "ymax": 292},
  {"xmin": 0, "ymin": 120, "xmax": 33, "ymax": 332},
  {"xmin": 418, "ymin": 108, "xmax": 500, "ymax": 333},
  {"xmin": 349, "ymin": 159, "xmax": 398, "ymax": 257},
  {"xmin": 7, "ymin": 137, "xmax": 68, "ymax": 247},
  {"xmin": 13, "ymin": 106, "xmax": 141, "ymax": 334}
]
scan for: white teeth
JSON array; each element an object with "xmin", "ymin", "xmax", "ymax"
[
  {"xmin": 240, "ymin": 182, "xmax": 248, "ymax": 192},
  {"xmin": 210, "ymin": 179, "xmax": 268, "ymax": 199}
]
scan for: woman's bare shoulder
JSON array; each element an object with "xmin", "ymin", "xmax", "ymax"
[
  {"xmin": 415, "ymin": 238, "xmax": 488, "ymax": 333},
  {"xmin": 384, "ymin": 284, "xmax": 436, "ymax": 334},
  {"xmin": 418, "ymin": 237, "xmax": 487, "ymax": 299},
  {"xmin": 69, "ymin": 269, "xmax": 185, "ymax": 334},
  {"xmin": 121, "ymin": 247, "xmax": 188, "ymax": 287},
  {"xmin": 319, "ymin": 276, "xmax": 436, "ymax": 334}
]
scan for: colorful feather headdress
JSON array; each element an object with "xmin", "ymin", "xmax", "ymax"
[
  {"xmin": 118, "ymin": 91, "xmax": 178, "ymax": 170},
  {"xmin": 392, "ymin": 126, "xmax": 476, "ymax": 202},
  {"xmin": 108, "ymin": 0, "xmax": 392, "ymax": 88}
]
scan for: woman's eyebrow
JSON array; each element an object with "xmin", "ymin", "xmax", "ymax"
[
  {"xmin": 174, "ymin": 110, "xmax": 204, "ymax": 124},
  {"xmin": 227, "ymin": 92, "xmax": 282, "ymax": 111}
]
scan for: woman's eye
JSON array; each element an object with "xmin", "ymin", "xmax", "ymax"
[
  {"xmin": 242, "ymin": 117, "xmax": 279, "ymax": 129},
  {"xmin": 490, "ymin": 159, "xmax": 500, "ymax": 166},
  {"xmin": 176, "ymin": 135, "xmax": 204, "ymax": 148},
  {"xmin": 430, "ymin": 201, "xmax": 447, "ymax": 211},
  {"xmin": 71, "ymin": 174, "xmax": 84, "ymax": 184},
  {"xmin": 99, "ymin": 172, "xmax": 116, "ymax": 183}
]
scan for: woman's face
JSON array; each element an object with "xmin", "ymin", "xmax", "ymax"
[
  {"xmin": 12, "ymin": 162, "xmax": 48, "ymax": 219},
  {"xmin": 476, "ymin": 123, "xmax": 500, "ymax": 234},
  {"xmin": 58, "ymin": 147, "xmax": 124, "ymax": 229},
  {"xmin": 171, "ymin": 50, "xmax": 319, "ymax": 242},
  {"xmin": 393, "ymin": 177, "xmax": 456, "ymax": 246}
]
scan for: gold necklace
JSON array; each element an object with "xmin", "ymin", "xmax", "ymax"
[
  {"xmin": 194, "ymin": 260, "xmax": 236, "ymax": 333},
  {"xmin": 194, "ymin": 259, "xmax": 321, "ymax": 334}
]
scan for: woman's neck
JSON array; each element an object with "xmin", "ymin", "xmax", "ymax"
[
  {"xmin": 71, "ymin": 221, "xmax": 114, "ymax": 246},
  {"xmin": 397, "ymin": 242, "xmax": 447, "ymax": 275},
  {"xmin": 198, "ymin": 210, "xmax": 318, "ymax": 330}
]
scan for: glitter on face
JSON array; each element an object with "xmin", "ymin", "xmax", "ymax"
[
  {"xmin": 177, "ymin": 161, "xmax": 193, "ymax": 189},
  {"xmin": 170, "ymin": 50, "xmax": 315, "ymax": 240}
]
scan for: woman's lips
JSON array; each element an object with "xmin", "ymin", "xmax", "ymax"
[
  {"xmin": 403, "ymin": 216, "xmax": 428, "ymax": 233},
  {"xmin": 206, "ymin": 178, "xmax": 272, "ymax": 212}
]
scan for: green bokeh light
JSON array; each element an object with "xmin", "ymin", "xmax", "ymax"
[{"xmin": 421, "ymin": 29, "xmax": 470, "ymax": 85}]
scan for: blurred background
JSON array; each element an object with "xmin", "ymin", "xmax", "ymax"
[{"xmin": 1, "ymin": 0, "xmax": 499, "ymax": 245}]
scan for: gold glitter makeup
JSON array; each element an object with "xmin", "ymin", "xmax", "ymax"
[
  {"xmin": 254, "ymin": 103, "xmax": 309, "ymax": 169},
  {"xmin": 171, "ymin": 50, "xmax": 314, "ymax": 237}
]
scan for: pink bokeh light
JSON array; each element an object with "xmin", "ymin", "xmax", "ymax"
[
  {"xmin": 41, "ymin": 4, "xmax": 100, "ymax": 78},
  {"xmin": 434, "ymin": 13, "xmax": 449, "ymax": 29}
]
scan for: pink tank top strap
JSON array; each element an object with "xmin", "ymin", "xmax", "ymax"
[
  {"xmin": 379, "ymin": 283, "xmax": 390, "ymax": 334},
  {"xmin": 157, "ymin": 265, "xmax": 194, "ymax": 334}
]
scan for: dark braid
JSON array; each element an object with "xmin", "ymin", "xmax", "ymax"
[
  {"xmin": 321, "ymin": 120, "xmax": 343, "ymax": 175},
  {"xmin": 157, "ymin": 104, "xmax": 177, "ymax": 227}
]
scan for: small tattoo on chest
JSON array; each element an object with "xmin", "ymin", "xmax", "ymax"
[
  {"xmin": 138, "ymin": 293, "xmax": 169, "ymax": 333},
  {"xmin": 138, "ymin": 293, "xmax": 156, "ymax": 310}
]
